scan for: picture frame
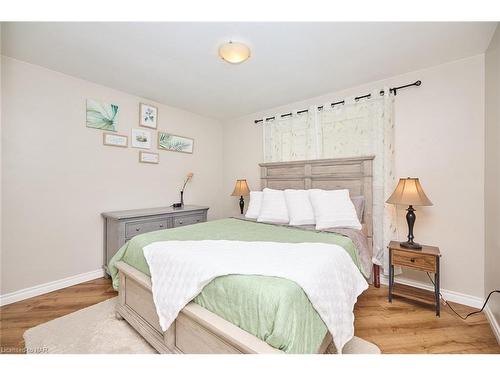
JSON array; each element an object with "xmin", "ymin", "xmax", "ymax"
[
  {"xmin": 139, "ymin": 151, "xmax": 159, "ymax": 164},
  {"xmin": 103, "ymin": 132, "xmax": 128, "ymax": 148},
  {"xmin": 131, "ymin": 128, "xmax": 152, "ymax": 149},
  {"xmin": 158, "ymin": 131, "xmax": 194, "ymax": 154},
  {"xmin": 139, "ymin": 103, "xmax": 158, "ymax": 129},
  {"xmin": 86, "ymin": 99, "xmax": 119, "ymax": 131}
]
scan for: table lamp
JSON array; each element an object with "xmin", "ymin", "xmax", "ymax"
[
  {"xmin": 386, "ymin": 177, "xmax": 433, "ymax": 250},
  {"xmin": 231, "ymin": 179, "xmax": 250, "ymax": 214}
]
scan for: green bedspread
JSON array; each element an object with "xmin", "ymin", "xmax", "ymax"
[{"xmin": 109, "ymin": 218, "xmax": 363, "ymax": 353}]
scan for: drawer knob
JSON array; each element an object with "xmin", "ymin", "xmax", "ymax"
[
  {"xmin": 410, "ymin": 258, "xmax": 415, "ymax": 263},
  {"xmin": 196, "ymin": 219, "xmax": 200, "ymax": 222},
  {"xmin": 135, "ymin": 228, "xmax": 140, "ymax": 232},
  {"xmin": 159, "ymin": 224, "xmax": 164, "ymax": 228},
  {"xmin": 179, "ymin": 221, "xmax": 183, "ymax": 224}
]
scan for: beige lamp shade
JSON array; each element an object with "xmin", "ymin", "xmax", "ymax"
[
  {"xmin": 231, "ymin": 179, "xmax": 250, "ymax": 196},
  {"xmin": 386, "ymin": 178, "xmax": 433, "ymax": 206}
]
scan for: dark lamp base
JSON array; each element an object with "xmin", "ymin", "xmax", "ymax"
[
  {"xmin": 400, "ymin": 241, "xmax": 423, "ymax": 250},
  {"xmin": 239, "ymin": 196, "xmax": 245, "ymax": 215}
]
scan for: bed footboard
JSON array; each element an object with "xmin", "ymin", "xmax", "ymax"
[{"xmin": 115, "ymin": 261, "xmax": 329, "ymax": 354}]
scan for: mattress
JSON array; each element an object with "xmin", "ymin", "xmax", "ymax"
[{"xmin": 108, "ymin": 218, "xmax": 366, "ymax": 353}]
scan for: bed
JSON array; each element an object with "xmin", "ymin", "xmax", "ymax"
[{"xmin": 110, "ymin": 156, "xmax": 378, "ymax": 354}]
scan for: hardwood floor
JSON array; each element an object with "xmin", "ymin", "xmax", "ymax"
[
  {"xmin": 0, "ymin": 278, "xmax": 117, "ymax": 354},
  {"xmin": 354, "ymin": 286, "xmax": 500, "ymax": 354},
  {"xmin": 1, "ymin": 278, "xmax": 499, "ymax": 354}
]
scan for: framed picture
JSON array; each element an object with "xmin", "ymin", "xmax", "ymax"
[
  {"xmin": 131, "ymin": 128, "xmax": 152, "ymax": 149},
  {"xmin": 140, "ymin": 103, "xmax": 158, "ymax": 129},
  {"xmin": 103, "ymin": 132, "xmax": 128, "ymax": 148},
  {"xmin": 158, "ymin": 132, "xmax": 194, "ymax": 154},
  {"xmin": 86, "ymin": 99, "xmax": 118, "ymax": 131},
  {"xmin": 139, "ymin": 151, "xmax": 159, "ymax": 164}
]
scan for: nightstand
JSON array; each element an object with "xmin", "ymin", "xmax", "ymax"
[{"xmin": 388, "ymin": 241, "xmax": 441, "ymax": 316}]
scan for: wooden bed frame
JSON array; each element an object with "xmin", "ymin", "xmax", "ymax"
[{"xmin": 115, "ymin": 156, "xmax": 377, "ymax": 354}]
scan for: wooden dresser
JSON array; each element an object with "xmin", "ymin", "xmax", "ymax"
[{"xmin": 102, "ymin": 205, "xmax": 209, "ymax": 275}]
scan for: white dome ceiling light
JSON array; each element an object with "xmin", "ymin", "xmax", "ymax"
[{"xmin": 218, "ymin": 41, "xmax": 251, "ymax": 64}]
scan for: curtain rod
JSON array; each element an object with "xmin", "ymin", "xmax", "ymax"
[{"xmin": 254, "ymin": 80, "xmax": 421, "ymax": 124}]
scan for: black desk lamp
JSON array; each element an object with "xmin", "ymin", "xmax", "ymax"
[
  {"xmin": 231, "ymin": 179, "xmax": 250, "ymax": 215},
  {"xmin": 386, "ymin": 178, "xmax": 433, "ymax": 250}
]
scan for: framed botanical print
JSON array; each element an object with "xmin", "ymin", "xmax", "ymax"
[
  {"xmin": 158, "ymin": 132, "xmax": 194, "ymax": 154},
  {"xmin": 140, "ymin": 103, "xmax": 158, "ymax": 129},
  {"xmin": 103, "ymin": 133, "xmax": 128, "ymax": 148},
  {"xmin": 86, "ymin": 99, "xmax": 119, "ymax": 131},
  {"xmin": 139, "ymin": 151, "xmax": 159, "ymax": 164},
  {"xmin": 131, "ymin": 128, "xmax": 152, "ymax": 149}
]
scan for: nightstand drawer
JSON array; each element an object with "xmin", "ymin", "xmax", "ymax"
[
  {"xmin": 392, "ymin": 249, "xmax": 436, "ymax": 272},
  {"xmin": 173, "ymin": 214, "xmax": 204, "ymax": 227},
  {"xmin": 125, "ymin": 219, "xmax": 168, "ymax": 238}
]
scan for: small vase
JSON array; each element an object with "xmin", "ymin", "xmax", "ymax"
[{"xmin": 180, "ymin": 190, "xmax": 184, "ymax": 207}]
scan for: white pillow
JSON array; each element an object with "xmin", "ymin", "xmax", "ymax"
[
  {"xmin": 244, "ymin": 191, "xmax": 263, "ymax": 219},
  {"xmin": 309, "ymin": 189, "xmax": 362, "ymax": 230},
  {"xmin": 284, "ymin": 189, "xmax": 315, "ymax": 226},
  {"xmin": 257, "ymin": 188, "xmax": 289, "ymax": 224}
]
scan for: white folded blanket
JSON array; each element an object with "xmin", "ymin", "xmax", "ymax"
[{"xmin": 143, "ymin": 240, "xmax": 368, "ymax": 352}]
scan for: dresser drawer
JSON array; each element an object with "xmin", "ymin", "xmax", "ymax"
[
  {"xmin": 125, "ymin": 219, "xmax": 168, "ymax": 238},
  {"xmin": 392, "ymin": 249, "xmax": 436, "ymax": 272},
  {"xmin": 173, "ymin": 214, "xmax": 204, "ymax": 227}
]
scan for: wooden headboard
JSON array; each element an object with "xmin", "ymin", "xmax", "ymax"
[{"xmin": 259, "ymin": 156, "xmax": 374, "ymax": 244}]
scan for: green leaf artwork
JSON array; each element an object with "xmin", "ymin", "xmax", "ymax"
[
  {"xmin": 86, "ymin": 100, "xmax": 119, "ymax": 131},
  {"xmin": 158, "ymin": 132, "xmax": 194, "ymax": 153}
]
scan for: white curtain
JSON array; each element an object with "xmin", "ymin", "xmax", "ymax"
[
  {"xmin": 263, "ymin": 107, "xmax": 318, "ymax": 162},
  {"xmin": 263, "ymin": 89, "xmax": 397, "ymax": 273}
]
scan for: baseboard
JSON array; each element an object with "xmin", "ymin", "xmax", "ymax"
[
  {"xmin": 484, "ymin": 306, "xmax": 500, "ymax": 345},
  {"xmin": 380, "ymin": 274, "xmax": 483, "ymax": 309},
  {"xmin": 0, "ymin": 269, "xmax": 105, "ymax": 306}
]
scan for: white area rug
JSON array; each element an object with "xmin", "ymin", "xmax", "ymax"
[{"xmin": 24, "ymin": 297, "xmax": 381, "ymax": 354}]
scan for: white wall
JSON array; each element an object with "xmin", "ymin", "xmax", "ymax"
[
  {"xmin": 1, "ymin": 57, "xmax": 224, "ymax": 295},
  {"xmin": 223, "ymin": 55, "xmax": 486, "ymax": 299},
  {"xmin": 485, "ymin": 25, "xmax": 500, "ymax": 323}
]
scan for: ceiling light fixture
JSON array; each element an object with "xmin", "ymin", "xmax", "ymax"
[{"xmin": 218, "ymin": 41, "xmax": 251, "ymax": 64}]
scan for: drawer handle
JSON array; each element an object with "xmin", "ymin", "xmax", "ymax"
[{"xmin": 410, "ymin": 258, "xmax": 415, "ymax": 263}]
